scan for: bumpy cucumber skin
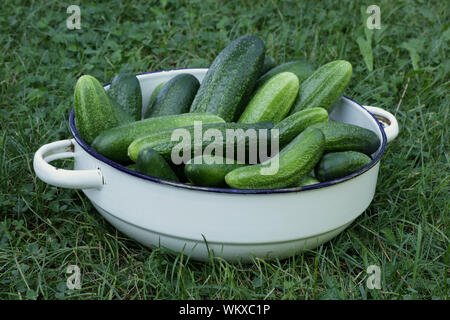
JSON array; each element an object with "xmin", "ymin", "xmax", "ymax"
[
  {"xmin": 107, "ymin": 74, "xmax": 142, "ymax": 121},
  {"xmin": 257, "ymin": 60, "xmax": 314, "ymax": 87},
  {"xmin": 109, "ymin": 96, "xmax": 134, "ymax": 124},
  {"xmin": 315, "ymin": 151, "xmax": 372, "ymax": 182},
  {"xmin": 184, "ymin": 155, "xmax": 246, "ymax": 187},
  {"xmin": 146, "ymin": 81, "xmax": 166, "ymax": 116},
  {"xmin": 225, "ymin": 128, "xmax": 325, "ymax": 189},
  {"xmin": 128, "ymin": 122, "xmax": 274, "ymax": 162},
  {"xmin": 238, "ymin": 72, "xmax": 299, "ymax": 124},
  {"xmin": 310, "ymin": 121, "xmax": 380, "ymax": 155},
  {"xmin": 296, "ymin": 175, "xmax": 320, "ymax": 187},
  {"xmin": 274, "ymin": 107, "xmax": 328, "ymax": 148},
  {"xmin": 189, "ymin": 35, "xmax": 266, "ymax": 122},
  {"xmin": 260, "ymin": 55, "xmax": 277, "ymax": 75},
  {"xmin": 74, "ymin": 75, "xmax": 118, "ymax": 144},
  {"xmin": 290, "ymin": 60, "xmax": 352, "ymax": 114},
  {"xmin": 136, "ymin": 147, "xmax": 179, "ymax": 182},
  {"xmin": 145, "ymin": 74, "xmax": 200, "ymax": 118},
  {"xmin": 91, "ymin": 113, "xmax": 225, "ymax": 164}
]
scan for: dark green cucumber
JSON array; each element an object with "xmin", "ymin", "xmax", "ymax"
[
  {"xmin": 238, "ymin": 72, "xmax": 299, "ymax": 124},
  {"xmin": 315, "ymin": 151, "xmax": 372, "ymax": 182},
  {"xmin": 107, "ymin": 73, "xmax": 142, "ymax": 120},
  {"xmin": 225, "ymin": 128, "xmax": 325, "ymax": 189},
  {"xmin": 290, "ymin": 60, "xmax": 352, "ymax": 114},
  {"xmin": 184, "ymin": 155, "xmax": 246, "ymax": 187},
  {"xmin": 146, "ymin": 81, "xmax": 166, "ymax": 113},
  {"xmin": 128, "ymin": 122, "xmax": 274, "ymax": 163},
  {"xmin": 74, "ymin": 75, "xmax": 118, "ymax": 144},
  {"xmin": 310, "ymin": 121, "xmax": 380, "ymax": 155},
  {"xmin": 109, "ymin": 96, "xmax": 134, "ymax": 124},
  {"xmin": 144, "ymin": 74, "xmax": 200, "ymax": 118},
  {"xmin": 257, "ymin": 60, "xmax": 315, "ymax": 87},
  {"xmin": 189, "ymin": 35, "xmax": 266, "ymax": 122},
  {"xmin": 274, "ymin": 107, "xmax": 328, "ymax": 148},
  {"xmin": 135, "ymin": 147, "xmax": 179, "ymax": 182},
  {"xmin": 296, "ymin": 175, "xmax": 320, "ymax": 187},
  {"xmin": 91, "ymin": 113, "xmax": 224, "ymax": 164},
  {"xmin": 261, "ymin": 55, "xmax": 276, "ymax": 75}
]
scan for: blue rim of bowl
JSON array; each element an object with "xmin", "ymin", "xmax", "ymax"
[{"xmin": 69, "ymin": 76, "xmax": 387, "ymax": 195}]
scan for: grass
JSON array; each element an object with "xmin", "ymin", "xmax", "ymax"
[{"xmin": 0, "ymin": 0, "xmax": 448, "ymax": 300}]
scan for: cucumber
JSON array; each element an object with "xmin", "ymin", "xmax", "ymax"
[
  {"xmin": 296, "ymin": 175, "xmax": 320, "ymax": 187},
  {"xmin": 274, "ymin": 107, "xmax": 328, "ymax": 148},
  {"xmin": 184, "ymin": 155, "xmax": 246, "ymax": 187},
  {"xmin": 189, "ymin": 35, "xmax": 266, "ymax": 122},
  {"xmin": 290, "ymin": 60, "xmax": 352, "ymax": 114},
  {"xmin": 145, "ymin": 81, "xmax": 166, "ymax": 116},
  {"xmin": 238, "ymin": 72, "xmax": 299, "ymax": 124},
  {"xmin": 74, "ymin": 75, "xmax": 118, "ymax": 144},
  {"xmin": 257, "ymin": 60, "xmax": 315, "ymax": 87},
  {"xmin": 135, "ymin": 147, "xmax": 179, "ymax": 182},
  {"xmin": 144, "ymin": 74, "xmax": 199, "ymax": 118},
  {"xmin": 225, "ymin": 128, "xmax": 325, "ymax": 189},
  {"xmin": 261, "ymin": 55, "xmax": 276, "ymax": 75},
  {"xmin": 128, "ymin": 121, "xmax": 274, "ymax": 163},
  {"xmin": 107, "ymin": 73, "xmax": 142, "ymax": 120},
  {"xmin": 109, "ymin": 96, "xmax": 134, "ymax": 124},
  {"xmin": 91, "ymin": 113, "xmax": 225, "ymax": 164},
  {"xmin": 315, "ymin": 151, "xmax": 372, "ymax": 182},
  {"xmin": 310, "ymin": 121, "xmax": 380, "ymax": 155}
]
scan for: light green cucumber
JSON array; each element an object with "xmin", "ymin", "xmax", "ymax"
[
  {"xmin": 225, "ymin": 128, "xmax": 325, "ymax": 189},
  {"xmin": 74, "ymin": 75, "xmax": 118, "ymax": 144},
  {"xmin": 238, "ymin": 72, "xmax": 299, "ymax": 124},
  {"xmin": 274, "ymin": 107, "xmax": 328, "ymax": 148},
  {"xmin": 290, "ymin": 60, "xmax": 352, "ymax": 114}
]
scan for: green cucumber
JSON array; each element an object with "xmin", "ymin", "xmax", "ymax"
[
  {"xmin": 257, "ymin": 60, "xmax": 315, "ymax": 87},
  {"xmin": 74, "ymin": 75, "xmax": 118, "ymax": 144},
  {"xmin": 135, "ymin": 147, "xmax": 179, "ymax": 182},
  {"xmin": 91, "ymin": 113, "xmax": 225, "ymax": 164},
  {"xmin": 290, "ymin": 60, "xmax": 352, "ymax": 114},
  {"xmin": 189, "ymin": 35, "xmax": 266, "ymax": 122},
  {"xmin": 310, "ymin": 121, "xmax": 380, "ymax": 155},
  {"xmin": 146, "ymin": 81, "xmax": 166, "ymax": 114},
  {"xmin": 184, "ymin": 155, "xmax": 246, "ymax": 187},
  {"xmin": 261, "ymin": 55, "xmax": 276, "ymax": 75},
  {"xmin": 296, "ymin": 175, "xmax": 320, "ymax": 187},
  {"xmin": 238, "ymin": 72, "xmax": 299, "ymax": 124},
  {"xmin": 128, "ymin": 121, "xmax": 274, "ymax": 163},
  {"xmin": 109, "ymin": 96, "xmax": 134, "ymax": 124},
  {"xmin": 275, "ymin": 107, "xmax": 328, "ymax": 148},
  {"xmin": 144, "ymin": 74, "xmax": 200, "ymax": 118},
  {"xmin": 315, "ymin": 151, "xmax": 372, "ymax": 182},
  {"xmin": 107, "ymin": 73, "xmax": 142, "ymax": 120},
  {"xmin": 225, "ymin": 128, "xmax": 325, "ymax": 189}
]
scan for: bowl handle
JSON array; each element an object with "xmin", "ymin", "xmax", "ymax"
[
  {"xmin": 33, "ymin": 139, "xmax": 104, "ymax": 189},
  {"xmin": 364, "ymin": 106, "xmax": 399, "ymax": 143}
]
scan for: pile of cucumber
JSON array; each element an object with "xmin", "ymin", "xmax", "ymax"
[{"xmin": 73, "ymin": 35, "xmax": 380, "ymax": 190}]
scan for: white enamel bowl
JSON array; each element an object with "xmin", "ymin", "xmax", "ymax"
[{"xmin": 33, "ymin": 68, "xmax": 399, "ymax": 262}]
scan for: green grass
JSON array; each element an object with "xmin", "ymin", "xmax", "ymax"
[{"xmin": 0, "ymin": 0, "xmax": 448, "ymax": 300}]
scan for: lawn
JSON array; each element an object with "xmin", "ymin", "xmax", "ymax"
[{"xmin": 0, "ymin": 0, "xmax": 448, "ymax": 299}]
